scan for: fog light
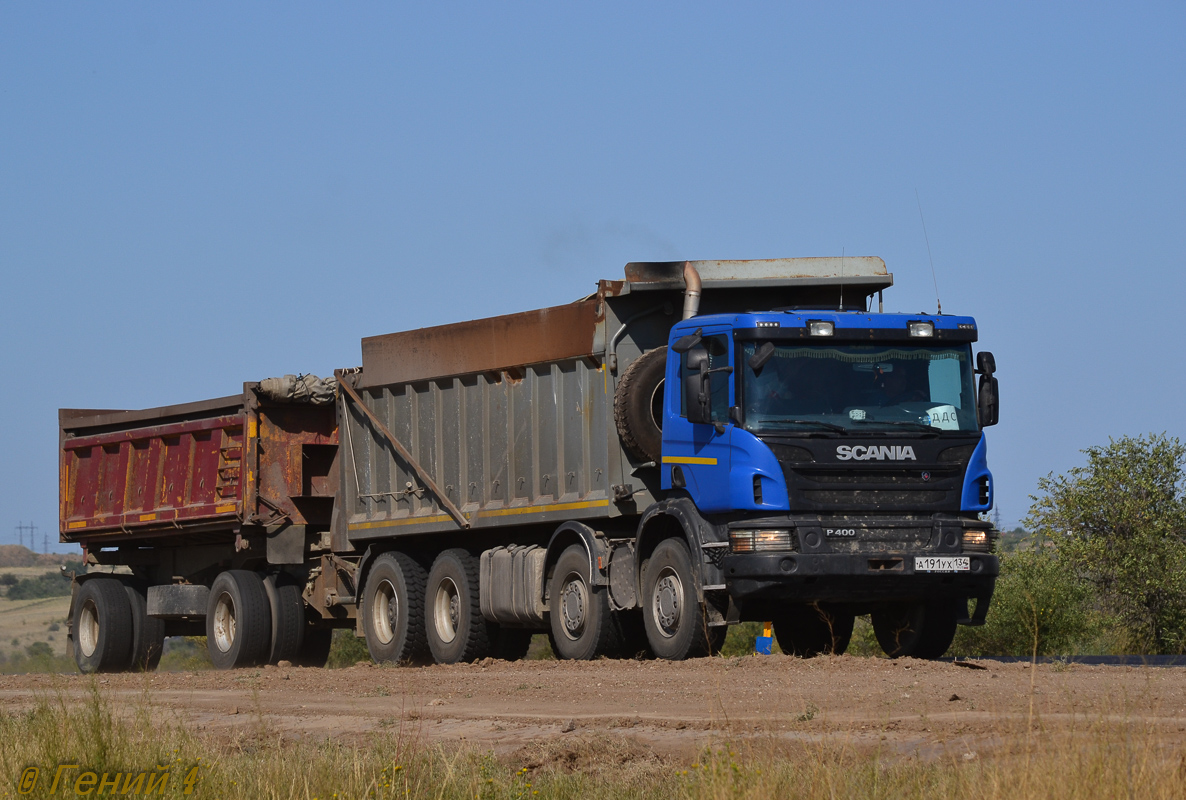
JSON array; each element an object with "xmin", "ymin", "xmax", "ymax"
[
  {"xmin": 962, "ymin": 530, "xmax": 991, "ymax": 552},
  {"xmin": 731, "ymin": 529, "xmax": 792, "ymax": 552},
  {"xmin": 908, "ymin": 321, "xmax": 934, "ymax": 337},
  {"xmin": 808, "ymin": 320, "xmax": 834, "ymax": 336}
]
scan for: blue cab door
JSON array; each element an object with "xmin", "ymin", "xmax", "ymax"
[{"xmin": 660, "ymin": 328, "xmax": 735, "ymax": 512}]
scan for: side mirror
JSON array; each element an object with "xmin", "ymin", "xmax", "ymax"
[
  {"xmin": 672, "ymin": 329, "xmax": 703, "ymax": 354},
  {"xmin": 978, "ymin": 374, "xmax": 999, "ymax": 427},
  {"xmin": 976, "ymin": 351, "xmax": 996, "ymax": 375},
  {"xmin": 748, "ymin": 342, "xmax": 776, "ymax": 372},
  {"xmin": 684, "ymin": 346, "xmax": 712, "ymax": 424}
]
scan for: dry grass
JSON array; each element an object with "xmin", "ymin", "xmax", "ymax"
[{"xmin": 1, "ymin": 681, "xmax": 1184, "ymax": 799}]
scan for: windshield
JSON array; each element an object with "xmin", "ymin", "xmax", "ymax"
[{"xmin": 741, "ymin": 342, "xmax": 979, "ymax": 434}]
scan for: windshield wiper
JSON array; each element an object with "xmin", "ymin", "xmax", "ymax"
[
  {"xmin": 853, "ymin": 420, "xmax": 936, "ymax": 432},
  {"xmin": 762, "ymin": 419, "xmax": 848, "ymax": 433}
]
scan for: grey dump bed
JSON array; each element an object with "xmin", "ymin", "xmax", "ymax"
[{"xmin": 335, "ymin": 258, "xmax": 891, "ymax": 545}]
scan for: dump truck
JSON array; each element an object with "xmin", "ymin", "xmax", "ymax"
[{"xmin": 59, "ymin": 258, "xmax": 1001, "ymax": 672}]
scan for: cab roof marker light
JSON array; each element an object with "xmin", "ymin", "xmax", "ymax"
[
  {"xmin": 908, "ymin": 321, "xmax": 934, "ymax": 337},
  {"xmin": 808, "ymin": 320, "xmax": 834, "ymax": 337}
]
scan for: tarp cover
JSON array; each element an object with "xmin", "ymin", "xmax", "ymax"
[{"xmin": 257, "ymin": 374, "xmax": 338, "ymax": 405}]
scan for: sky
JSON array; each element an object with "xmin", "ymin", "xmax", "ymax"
[{"xmin": 1, "ymin": 3, "xmax": 1183, "ymax": 551}]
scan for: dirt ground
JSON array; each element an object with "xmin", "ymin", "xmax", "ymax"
[{"xmin": 3, "ymin": 656, "xmax": 1185, "ymax": 761}]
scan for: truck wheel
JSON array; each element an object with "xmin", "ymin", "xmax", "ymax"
[
  {"xmin": 872, "ymin": 600, "xmax": 958, "ymax": 659},
  {"xmin": 206, "ymin": 571, "xmax": 272, "ymax": 669},
  {"xmin": 72, "ymin": 578, "xmax": 134, "ymax": 674},
  {"xmin": 425, "ymin": 549, "xmax": 490, "ymax": 664},
  {"xmin": 773, "ymin": 605, "xmax": 854, "ymax": 657},
  {"xmin": 264, "ymin": 574, "xmax": 309, "ymax": 665},
  {"xmin": 489, "ymin": 626, "xmax": 534, "ymax": 661},
  {"xmin": 362, "ymin": 552, "xmax": 430, "ymax": 665},
  {"xmin": 614, "ymin": 346, "xmax": 667, "ymax": 464},
  {"xmin": 124, "ymin": 583, "xmax": 165, "ymax": 671},
  {"xmin": 641, "ymin": 538, "xmax": 712, "ymax": 660},
  {"xmin": 294, "ymin": 628, "xmax": 333, "ymax": 668},
  {"xmin": 548, "ymin": 545, "xmax": 621, "ymax": 660}
]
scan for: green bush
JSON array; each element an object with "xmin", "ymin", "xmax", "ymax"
[
  {"xmin": 5, "ymin": 571, "xmax": 72, "ymax": 600},
  {"xmin": 326, "ymin": 629, "xmax": 371, "ymax": 668},
  {"xmin": 951, "ymin": 548, "xmax": 1101, "ymax": 657}
]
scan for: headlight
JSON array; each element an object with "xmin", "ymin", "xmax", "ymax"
[
  {"xmin": 808, "ymin": 321, "xmax": 834, "ymax": 337},
  {"xmin": 908, "ymin": 321, "xmax": 934, "ymax": 337},
  {"xmin": 961, "ymin": 530, "xmax": 991, "ymax": 552},
  {"xmin": 730, "ymin": 529, "xmax": 793, "ymax": 552}
]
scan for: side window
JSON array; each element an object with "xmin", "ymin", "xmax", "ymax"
[{"xmin": 679, "ymin": 334, "xmax": 731, "ymax": 423}]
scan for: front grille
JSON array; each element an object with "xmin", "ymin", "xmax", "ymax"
[
  {"xmin": 802, "ymin": 490, "xmax": 948, "ymax": 505},
  {"xmin": 795, "ymin": 468, "xmax": 959, "ymax": 485}
]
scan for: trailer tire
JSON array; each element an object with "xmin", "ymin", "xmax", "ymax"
[
  {"xmin": 641, "ymin": 538, "xmax": 713, "ymax": 660},
  {"xmin": 206, "ymin": 571, "xmax": 272, "ymax": 669},
  {"xmin": 124, "ymin": 583, "xmax": 165, "ymax": 671},
  {"xmin": 425, "ymin": 549, "xmax": 490, "ymax": 664},
  {"xmin": 362, "ymin": 552, "xmax": 430, "ymax": 665},
  {"xmin": 772, "ymin": 604, "xmax": 854, "ymax": 657},
  {"xmin": 489, "ymin": 626, "xmax": 534, "ymax": 661},
  {"xmin": 548, "ymin": 545, "xmax": 622, "ymax": 660},
  {"xmin": 264, "ymin": 574, "xmax": 308, "ymax": 666},
  {"xmin": 872, "ymin": 600, "xmax": 958, "ymax": 659},
  {"xmin": 294, "ymin": 628, "xmax": 333, "ymax": 668},
  {"xmin": 614, "ymin": 346, "xmax": 667, "ymax": 464},
  {"xmin": 72, "ymin": 578, "xmax": 134, "ymax": 674}
]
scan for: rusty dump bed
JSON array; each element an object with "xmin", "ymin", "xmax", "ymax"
[{"xmin": 59, "ymin": 387, "xmax": 338, "ymax": 546}]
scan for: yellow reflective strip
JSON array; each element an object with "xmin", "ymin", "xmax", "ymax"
[
  {"xmin": 662, "ymin": 456, "xmax": 718, "ymax": 465},
  {"xmin": 139, "ymin": 513, "xmax": 157, "ymax": 522},
  {"xmin": 67, "ymin": 521, "xmax": 87, "ymax": 529},
  {"xmin": 347, "ymin": 499, "xmax": 611, "ymax": 532},
  {"xmin": 215, "ymin": 504, "xmax": 236, "ymax": 513}
]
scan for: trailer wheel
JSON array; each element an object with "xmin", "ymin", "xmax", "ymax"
[
  {"xmin": 548, "ymin": 545, "xmax": 622, "ymax": 660},
  {"xmin": 72, "ymin": 578, "xmax": 134, "ymax": 674},
  {"xmin": 614, "ymin": 346, "xmax": 668, "ymax": 464},
  {"xmin": 425, "ymin": 549, "xmax": 490, "ymax": 664},
  {"xmin": 488, "ymin": 626, "xmax": 534, "ymax": 661},
  {"xmin": 264, "ymin": 574, "xmax": 309, "ymax": 666},
  {"xmin": 772, "ymin": 604, "xmax": 854, "ymax": 657},
  {"xmin": 124, "ymin": 583, "xmax": 165, "ymax": 671},
  {"xmin": 362, "ymin": 552, "xmax": 430, "ymax": 665},
  {"xmin": 641, "ymin": 538, "xmax": 713, "ymax": 660},
  {"xmin": 206, "ymin": 571, "xmax": 272, "ymax": 669},
  {"xmin": 872, "ymin": 600, "xmax": 959, "ymax": 659}
]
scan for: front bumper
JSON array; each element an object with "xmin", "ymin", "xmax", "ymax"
[{"xmin": 723, "ymin": 551, "xmax": 998, "ymax": 606}]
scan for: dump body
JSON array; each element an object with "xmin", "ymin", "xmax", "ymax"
[
  {"xmin": 60, "ymin": 388, "xmax": 338, "ymax": 548},
  {"xmin": 336, "ymin": 258, "xmax": 894, "ymax": 546}
]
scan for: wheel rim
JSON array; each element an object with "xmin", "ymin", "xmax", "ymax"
[
  {"xmin": 371, "ymin": 578, "xmax": 398, "ymax": 645},
  {"xmin": 433, "ymin": 577, "xmax": 460, "ymax": 644},
  {"xmin": 558, "ymin": 571, "xmax": 588, "ymax": 640},
  {"xmin": 651, "ymin": 566, "xmax": 683, "ymax": 638},
  {"xmin": 212, "ymin": 592, "xmax": 237, "ymax": 653},
  {"xmin": 78, "ymin": 599, "xmax": 99, "ymax": 658}
]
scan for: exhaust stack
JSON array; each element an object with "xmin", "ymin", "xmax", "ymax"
[{"xmin": 682, "ymin": 262, "xmax": 702, "ymax": 320}]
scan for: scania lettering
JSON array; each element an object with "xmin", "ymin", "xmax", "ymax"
[{"xmin": 58, "ymin": 257, "xmax": 1000, "ymax": 672}]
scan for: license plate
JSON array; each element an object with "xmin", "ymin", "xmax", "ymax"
[{"xmin": 914, "ymin": 556, "xmax": 970, "ymax": 572}]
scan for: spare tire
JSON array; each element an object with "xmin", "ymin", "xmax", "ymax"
[{"xmin": 614, "ymin": 346, "xmax": 668, "ymax": 464}]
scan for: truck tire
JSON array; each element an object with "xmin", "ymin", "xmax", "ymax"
[
  {"xmin": 614, "ymin": 346, "xmax": 667, "ymax": 464},
  {"xmin": 872, "ymin": 600, "xmax": 959, "ymax": 659},
  {"xmin": 641, "ymin": 538, "xmax": 713, "ymax": 660},
  {"xmin": 362, "ymin": 551, "xmax": 430, "ymax": 665},
  {"xmin": 488, "ymin": 626, "xmax": 534, "ymax": 661},
  {"xmin": 294, "ymin": 628, "xmax": 333, "ymax": 668},
  {"xmin": 548, "ymin": 545, "xmax": 622, "ymax": 660},
  {"xmin": 124, "ymin": 583, "xmax": 165, "ymax": 671},
  {"xmin": 72, "ymin": 578, "xmax": 134, "ymax": 674},
  {"xmin": 206, "ymin": 570, "xmax": 272, "ymax": 669},
  {"xmin": 425, "ymin": 549, "xmax": 490, "ymax": 664},
  {"xmin": 264, "ymin": 574, "xmax": 309, "ymax": 666},
  {"xmin": 772, "ymin": 604, "xmax": 854, "ymax": 657}
]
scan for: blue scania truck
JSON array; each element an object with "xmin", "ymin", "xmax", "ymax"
[{"xmin": 62, "ymin": 257, "xmax": 1000, "ymax": 672}]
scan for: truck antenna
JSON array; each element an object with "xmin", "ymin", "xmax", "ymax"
[{"xmin": 915, "ymin": 189, "xmax": 942, "ymax": 315}]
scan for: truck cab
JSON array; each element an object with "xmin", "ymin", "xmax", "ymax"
[{"xmin": 657, "ymin": 308, "xmax": 1000, "ymax": 658}]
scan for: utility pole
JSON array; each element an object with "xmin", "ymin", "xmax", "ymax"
[{"xmin": 14, "ymin": 521, "xmax": 38, "ymax": 551}]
